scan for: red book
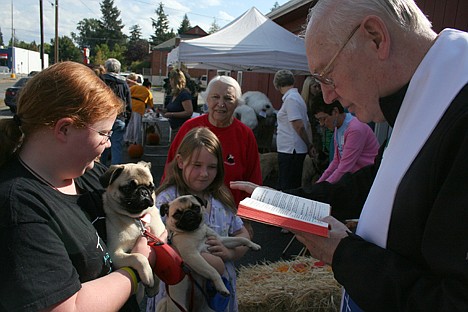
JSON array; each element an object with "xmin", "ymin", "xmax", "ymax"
[{"xmin": 238, "ymin": 187, "xmax": 331, "ymax": 237}]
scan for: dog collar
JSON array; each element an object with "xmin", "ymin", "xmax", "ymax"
[{"xmin": 135, "ymin": 214, "xmax": 152, "ymax": 235}]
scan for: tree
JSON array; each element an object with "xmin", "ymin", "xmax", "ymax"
[
  {"xmin": 271, "ymin": 1, "xmax": 280, "ymax": 11},
  {"xmin": 0, "ymin": 27, "xmax": 4, "ymax": 46},
  {"xmin": 124, "ymin": 24, "xmax": 149, "ymax": 66},
  {"xmin": 72, "ymin": 18, "xmax": 102, "ymax": 52},
  {"xmin": 125, "ymin": 41, "xmax": 149, "ymax": 64},
  {"xmin": 150, "ymin": 2, "xmax": 175, "ymax": 46},
  {"xmin": 129, "ymin": 24, "xmax": 142, "ymax": 42},
  {"xmin": 42, "ymin": 42, "xmax": 52, "ymax": 57},
  {"xmin": 50, "ymin": 36, "xmax": 82, "ymax": 63},
  {"xmin": 99, "ymin": 0, "xmax": 126, "ymax": 50},
  {"xmin": 92, "ymin": 43, "xmax": 110, "ymax": 65},
  {"xmin": 178, "ymin": 14, "xmax": 191, "ymax": 35},
  {"xmin": 208, "ymin": 18, "xmax": 220, "ymax": 34},
  {"xmin": 8, "ymin": 35, "xmax": 19, "ymax": 47},
  {"xmin": 12, "ymin": 40, "xmax": 36, "ymax": 50}
]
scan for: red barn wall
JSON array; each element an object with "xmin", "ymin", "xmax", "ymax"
[{"xmin": 416, "ymin": 0, "xmax": 468, "ymax": 32}]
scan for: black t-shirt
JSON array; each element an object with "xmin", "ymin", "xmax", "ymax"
[
  {"xmin": 166, "ymin": 89, "xmax": 192, "ymax": 129},
  {"xmin": 0, "ymin": 159, "xmax": 137, "ymax": 311}
]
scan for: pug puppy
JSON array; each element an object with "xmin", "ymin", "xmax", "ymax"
[
  {"xmin": 160, "ymin": 195, "xmax": 261, "ymax": 296},
  {"xmin": 100, "ymin": 161, "xmax": 166, "ymax": 296}
]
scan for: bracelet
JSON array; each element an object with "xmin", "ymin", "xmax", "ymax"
[{"xmin": 120, "ymin": 267, "xmax": 140, "ymax": 295}]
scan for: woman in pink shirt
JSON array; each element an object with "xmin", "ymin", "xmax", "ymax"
[{"xmin": 314, "ymin": 101, "xmax": 380, "ymax": 184}]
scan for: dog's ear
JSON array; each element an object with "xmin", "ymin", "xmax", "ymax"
[
  {"xmin": 160, "ymin": 203, "xmax": 169, "ymax": 217},
  {"xmin": 193, "ymin": 195, "xmax": 206, "ymax": 208},
  {"xmin": 99, "ymin": 166, "xmax": 125, "ymax": 187},
  {"xmin": 137, "ymin": 161, "xmax": 151, "ymax": 170}
]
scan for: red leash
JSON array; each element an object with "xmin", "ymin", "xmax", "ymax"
[{"xmin": 135, "ymin": 218, "xmax": 195, "ymax": 312}]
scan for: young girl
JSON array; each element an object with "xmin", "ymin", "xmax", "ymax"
[{"xmin": 147, "ymin": 127, "xmax": 251, "ymax": 312}]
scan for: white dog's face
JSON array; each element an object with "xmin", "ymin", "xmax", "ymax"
[
  {"xmin": 160, "ymin": 195, "xmax": 206, "ymax": 232},
  {"xmin": 100, "ymin": 161, "xmax": 155, "ymax": 218},
  {"xmin": 242, "ymin": 91, "xmax": 275, "ymax": 116}
]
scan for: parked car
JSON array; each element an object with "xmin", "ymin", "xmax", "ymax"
[
  {"xmin": 120, "ymin": 72, "xmax": 144, "ymax": 85},
  {"xmin": 4, "ymin": 77, "xmax": 31, "ymax": 113},
  {"xmin": 199, "ymin": 75, "xmax": 207, "ymax": 89}
]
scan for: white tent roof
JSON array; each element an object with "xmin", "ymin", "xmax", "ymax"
[{"xmin": 167, "ymin": 7, "xmax": 310, "ymax": 74}]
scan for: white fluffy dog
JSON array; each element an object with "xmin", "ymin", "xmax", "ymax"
[
  {"xmin": 234, "ymin": 104, "xmax": 258, "ymax": 129},
  {"xmin": 242, "ymin": 91, "xmax": 275, "ymax": 117},
  {"xmin": 234, "ymin": 91, "xmax": 275, "ymax": 129}
]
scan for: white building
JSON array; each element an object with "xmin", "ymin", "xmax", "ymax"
[{"xmin": 0, "ymin": 46, "xmax": 49, "ymax": 74}]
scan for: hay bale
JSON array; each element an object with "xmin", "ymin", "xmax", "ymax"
[{"xmin": 237, "ymin": 256, "xmax": 342, "ymax": 312}]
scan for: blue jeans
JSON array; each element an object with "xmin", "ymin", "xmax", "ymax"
[{"xmin": 100, "ymin": 119, "xmax": 125, "ymax": 165}]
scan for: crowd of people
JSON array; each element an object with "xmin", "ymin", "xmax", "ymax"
[{"xmin": 1, "ymin": 0, "xmax": 467, "ymax": 311}]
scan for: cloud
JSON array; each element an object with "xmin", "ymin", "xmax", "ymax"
[{"xmin": 0, "ymin": 0, "xmax": 287, "ymax": 44}]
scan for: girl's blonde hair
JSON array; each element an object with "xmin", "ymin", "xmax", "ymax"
[
  {"xmin": 0, "ymin": 61, "xmax": 123, "ymax": 167},
  {"xmin": 157, "ymin": 127, "xmax": 236, "ymax": 212}
]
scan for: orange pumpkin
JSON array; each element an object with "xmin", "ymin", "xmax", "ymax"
[
  {"xmin": 128, "ymin": 143, "xmax": 144, "ymax": 158},
  {"xmin": 146, "ymin": 132, "xmax": 160, "ymax": 145}
]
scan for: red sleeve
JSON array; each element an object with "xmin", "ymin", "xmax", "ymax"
[{"xmin": 246, "ymin": 130, "xmax": 262, "ymax": 185}]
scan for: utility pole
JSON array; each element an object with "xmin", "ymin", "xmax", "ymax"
[
  {"xmin": 10, "ymin": 0, "xmax": 15, "ymax": 78},
  {"xmin": 39, "ymin": 0, "xmax": 44, "ymax": 69},
  {"xmin": 54, "ymin": 0, "xmax": 58, "ymax": 63}
]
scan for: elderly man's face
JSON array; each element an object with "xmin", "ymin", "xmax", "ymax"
[
  {"xmin": 305, "ymin": 26, "xmax": 385, "ymax": 123},
  {"xmin": 206, "ymin": 81, "xmax": 238, "ymax": 127}
]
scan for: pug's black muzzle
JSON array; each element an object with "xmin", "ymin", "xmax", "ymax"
[
  {"xmin": 175, "ymin": 206, "xmax": 202, "ymax": 232},
  {"xmin": 123, "ymin": 185, "xmax": 154, "ymax": 214}
]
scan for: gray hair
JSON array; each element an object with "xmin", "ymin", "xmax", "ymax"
[
  {"xmin": 307, "ymin": 0, "xmax": 434, "ymax": 47},
  {"xmin": 201, "ymin": 75, "xmax": 244, "ymax": 106},
  {"xmin": 273, "ymin": 70, "xmax": 295, "ymax": 90},
  {"xmin": 104, "ymin": 58, "xmax": 121, "ymax": 73}
]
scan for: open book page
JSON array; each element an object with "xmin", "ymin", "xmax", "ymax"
[
  {"xmin": 251, "ymin": 187, "xmax": 330, "ymax": 220},
  {"xmin": 238, "ymin": 187, "xmax": 331, "ymax": 237}
]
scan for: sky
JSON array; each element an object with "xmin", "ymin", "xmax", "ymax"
[{"xmin": 0, "ymin": 0, "xmax": 289, "ymax": 46}]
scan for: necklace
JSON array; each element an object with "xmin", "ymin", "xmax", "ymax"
[{"xmin": 18, "ymin": 157, "xmax": 59, "ymax": 191}]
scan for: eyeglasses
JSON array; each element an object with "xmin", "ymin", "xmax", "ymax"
[
  {"xmin": 311, "ymin": 24, "xmax": 360, "ymax": 87},
  {"xmin": 86, "ymin": 125, "xmax": 113, "ymax": 143},
  {"xmin": 315, "ymin": 115, "xmax": 329, "ymax": 124}
]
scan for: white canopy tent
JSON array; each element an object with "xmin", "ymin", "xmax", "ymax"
[{"xmin": 167, "ymin": 7, "xmax": 310, "ymax": 74}]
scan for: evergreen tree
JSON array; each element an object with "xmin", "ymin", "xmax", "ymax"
[
  {"xmin": 129, "ymin": 24, "xmax": 142, "ymax": 42},
  {"xmin": 8, "ymin": 35, "xmax": 19, "ymax": 47},
  {"xmin": 208, "ymin": 18, "xmax": 220, "ymax": 34},
  {"xmin": 125, "ymin": 25, "xmax": 149, "ymax": 64},
  {"xmin": 99, "ymin": 0, "xmax": 126, "ymax": 50},
  {"xmin": 178, "ymin": 14, "xmax": 191, "ymax": 35},
  {"xmin": 150, "ymin": 2, "xmax": 175, "ymax": 46},
  {"xmin": 271, "ymin": 1, "xmax": 280, "ymax": 11},
  {"xmin": 0, "ymin": 28, "xmax": 4, "ymax": 46},
  {"xmin": 28, "ymin": 41, "xmax": 39, "ymax": 52}
]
